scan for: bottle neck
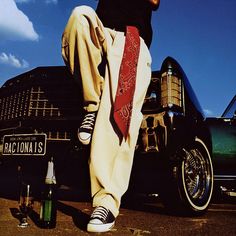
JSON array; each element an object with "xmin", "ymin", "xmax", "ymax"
[{"xmin": 45, "ymin": 160, "xmax": 56, "ymax": 185}]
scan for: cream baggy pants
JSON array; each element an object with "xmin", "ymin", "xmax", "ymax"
[{"xmin": 62, "ymin": 6, "xmax": 152, "ymax": 217}]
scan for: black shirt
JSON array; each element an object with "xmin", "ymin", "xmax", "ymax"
[{"xmin": 96, "ymin": 0, "xmax": 154, "ymax": 47}]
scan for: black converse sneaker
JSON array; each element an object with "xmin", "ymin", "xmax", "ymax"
[
  {"xmin": 78, "ymin": 112, "xmax": 97, "ymax": 145},
  {"xmin": 87, "ymin": 206, "xmax": 115, "ymax": 233}
]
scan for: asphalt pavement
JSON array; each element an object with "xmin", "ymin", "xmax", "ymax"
[
  {"xmin": 1, "ymin": 158, "xmax": 236, "ymax": 235},
  {"xmin": 1, "ymin": 195, "xmax": 236, "ymax": 236}
]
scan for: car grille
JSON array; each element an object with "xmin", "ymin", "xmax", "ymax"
[
  {"xmin": 0, "ymin": 68, "xmax": 82, "ymax": 122},
  {"xmin": 46, "ymin": 130, "xmax": 70, "ymax": 141}
]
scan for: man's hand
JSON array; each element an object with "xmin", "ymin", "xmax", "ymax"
[{"xmin": 147, "ymin": 0, "xmax": 160, "ymax": 10}]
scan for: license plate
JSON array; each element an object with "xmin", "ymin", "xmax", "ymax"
[{"xmin": 2, "ymin": 134, "xmax": 47, "ymax": 156}]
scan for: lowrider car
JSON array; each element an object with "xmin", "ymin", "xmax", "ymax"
[
  {"xmin": 206, "ymin": 95, "xmax": 236, "ymax": 197},
  {"xmin": 0, "ymin": 57, "xmax": 233, "ymax": 216}
]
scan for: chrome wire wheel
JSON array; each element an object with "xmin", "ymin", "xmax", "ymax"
[
  {"xmin": 181, "ymin": 137, "xmax": 213, "ymax": 211},
  {"xmin": 159, "ymin": 137, "xmax": 213, "ymax": 215}
]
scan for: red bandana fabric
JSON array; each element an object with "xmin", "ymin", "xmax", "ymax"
[{"xmin": 113, "ymin": 26, "xmax": 140, "ymax": 139}]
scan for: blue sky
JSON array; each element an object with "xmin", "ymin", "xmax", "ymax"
[{"xmin": 0, "ymin": 0, "xmax": 235, "ymax": 117}]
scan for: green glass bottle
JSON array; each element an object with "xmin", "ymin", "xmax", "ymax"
[{"xmin": 39, "ymin": 158, "xmax": 57, "ymax": 229}]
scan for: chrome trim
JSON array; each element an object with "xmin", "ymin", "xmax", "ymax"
[
  {"xmin": 214, "ymin": 175, "xmax": 236, "ymax": 181},
  {"xmin": 0, "ymin": 121, "xmax": 22, "ymax": 132}
]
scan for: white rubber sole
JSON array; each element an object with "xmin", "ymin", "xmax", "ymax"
[
  {"xmin": 87, "ymin": 221, "xmax": 115, "ymax": 233},
  {"xmin": 78, "ymin": 132, "xmax": 91, "ymax": 145}
]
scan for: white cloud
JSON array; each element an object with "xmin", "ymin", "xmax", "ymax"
[
  {"xmin": 45, "ymin": 0, "xmax": 58, "ymax": 4},
  {"xmin": 14, "ymin": 0, "xmax": 33, "ymax": 3},
  {"xmin": 14, "ymin": 0, "xmax": 57, "ymax": 5},
  {"xmin": 0, "ymin": 52, "xmax": 29, "ymax": 68},
  {"xmin": 203, "ymin": 109, "xmax": 214, "ymax": 117},
  {"xmin": 0, "ymin": 0, "xmax": 39, "ymax": 41}
]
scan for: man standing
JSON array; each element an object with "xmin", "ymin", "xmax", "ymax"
[{"xmin": 62, "ymin": 0, "xmax": 160, "ymax": 233}]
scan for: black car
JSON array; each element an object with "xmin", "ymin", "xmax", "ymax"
[{"xmin": 0, "ymin": 57, "xmax": 214, "ymax": 215}]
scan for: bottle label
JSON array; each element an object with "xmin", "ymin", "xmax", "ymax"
[{"xmin": 43, "ymin": 200, "xmax": 52, "ymax": 221}]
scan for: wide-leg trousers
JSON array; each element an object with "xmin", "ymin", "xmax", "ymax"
[{"xmin": 62, "ymin": 5, "xmax": 152, "ymax": 217}]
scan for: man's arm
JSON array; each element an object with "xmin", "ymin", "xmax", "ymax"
[{"xmin": 147, "ymin": 0, "xmax": 160, "ymax": 10}]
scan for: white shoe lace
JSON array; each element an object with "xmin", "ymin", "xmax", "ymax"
[
  {"xmin": 80, "ymin": 113, "xmax": 96, "ymax": 131},
  {"xmin": 91, "ymin": 206, "xmax": 109, "ymax": 221}
]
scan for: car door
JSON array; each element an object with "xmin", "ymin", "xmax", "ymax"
[{"xmin": 208, "ymin": 95, "xmax": 236, "ymax": 176}]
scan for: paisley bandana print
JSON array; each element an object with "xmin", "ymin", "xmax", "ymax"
[{"xmin": 113, "ymin": 26, "xmax": 140, "ymax": 139}]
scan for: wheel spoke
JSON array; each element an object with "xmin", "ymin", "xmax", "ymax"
[{"xmin": 183, "ymin": 146, "xmax": 211, "ymax": 201}]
